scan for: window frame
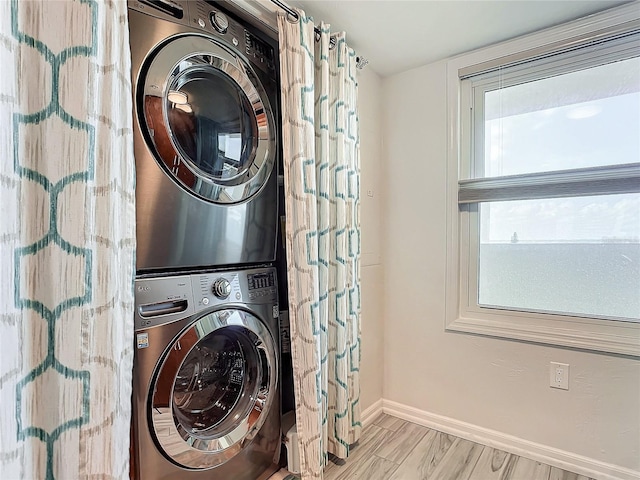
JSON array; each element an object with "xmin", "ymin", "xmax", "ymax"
[{"xmin": 445, "ymin": 3, "xmax": 640, "ymax": 357}]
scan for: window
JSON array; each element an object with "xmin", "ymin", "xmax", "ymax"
[{"xmin": 446, "ymin": 4, "xmax": 640, "ymax": 356}]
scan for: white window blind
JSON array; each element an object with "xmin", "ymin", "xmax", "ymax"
[
  {"xmin": 446, "ymin": 5, "xmax": 640, "ymax": 356},
  {"xmin": 459, "ymin": 30, "xmax": 640, "ymax": 205}
]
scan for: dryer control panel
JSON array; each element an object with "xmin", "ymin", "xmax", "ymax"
[
  {"xmin": 244, "ymin": 31, "xmax": 276, "ymax": 73},
  {"xmin": 189, "ymin": 1, "xmax": 277, "ymax": 75},
  {"xmin": 128, "ymin": 0, "xmax": 191, "ymax": 25},
  {"xmin": 130, "ymin": 0, "xmax": 278, "ymax": 75}
]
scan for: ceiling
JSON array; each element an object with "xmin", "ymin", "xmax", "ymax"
[{"xmin": 291, "ymin": 0, "xmax": 633, "ymax": 77}]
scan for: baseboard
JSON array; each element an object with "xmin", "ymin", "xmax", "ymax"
[
  {"xmin": 360, "ymin": 399, "xmax": 383, "ymax": 427},
  {"xmin": 382, "ymin": 399, "xmax": 639, "ymax": 480}
]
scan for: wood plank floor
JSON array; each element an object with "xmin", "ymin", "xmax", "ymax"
[{"xmin": 323, "ymin": 414, "xmax": 595, "ymax": 480}]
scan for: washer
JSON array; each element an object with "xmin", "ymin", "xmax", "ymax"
[
  {"xmin": 128, "ymin": 0, "xmax": 280, "ymax": 273},
  {"xmin": 131, "ymin": 266, "xmax": 281, "ymax": 479}
]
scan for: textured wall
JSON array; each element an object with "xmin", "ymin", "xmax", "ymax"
[{"xmin": 357, "ymin": 66, "xmax": 385, "ymax": 413}]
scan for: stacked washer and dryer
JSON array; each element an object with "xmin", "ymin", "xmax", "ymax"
[{"xmin": 128, "ymin": 1, "xmax": 283, "ymax": 479}]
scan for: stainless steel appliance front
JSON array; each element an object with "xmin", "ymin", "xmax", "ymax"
[
  {"xmin": 131, "ymin": 266, "xmax": 281, "ymax": 480},
  {"xmin": 129, "ymin": 0, "xmax": 280, "ymax": 272}
]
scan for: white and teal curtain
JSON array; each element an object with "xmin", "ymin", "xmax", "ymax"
[
  {"xmin": 278, "ymin": 9, "xmax": 361, "ymax": 480},
  {"xmin": 0, "ymin": 1, "xmax": 135, "ymax": 479}
]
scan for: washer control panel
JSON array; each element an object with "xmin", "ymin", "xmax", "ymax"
[
  {"xmin": 212, "ymin": 277, "xmax": 232, "ymax": 298},
  {"xmin": 193, "ymin": 266, "xmax": 278, "ymax": 311},
  {"xmin": 195, "ymin": 272, "xmax": 241, "ymax": 307},
  {"xmin": 134, "ymin": 275, "xmax": 195, "ymax": 331},
  {"xmin": 247, "ymin": 270, "xmax": 277, "ymax": 301},
  {"xmin": 134, "ymin": 267, "xmax": 278, "ymax": 330}
]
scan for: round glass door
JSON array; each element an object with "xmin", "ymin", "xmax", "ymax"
[
  {"xmin": 139, "ymin": 34, "xmax": 275, "ymax": 204},
  {"xmin": 150, "ymin": 309, "xmax": 277, "ymax": 469}
]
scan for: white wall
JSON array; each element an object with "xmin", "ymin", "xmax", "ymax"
[
  {"xmin": 357, "ymin": 66, "xmax": 384, "ymax": 413},
  {"xmin": 380, "ymin": 60, "xmax": 640, "ymax": 472}
]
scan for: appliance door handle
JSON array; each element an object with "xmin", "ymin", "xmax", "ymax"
[{"xmin": 138, "ymin": 299, "xmax": 188, "ymax": 318}]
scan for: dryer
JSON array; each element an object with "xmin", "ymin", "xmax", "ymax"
[
  {"xmin": 131, "ymin": 266, "xmax": 281, "ymax": 480},
  {"xmin": 128, "ymin": 0, "xmax": 280, "ymax": 273}
]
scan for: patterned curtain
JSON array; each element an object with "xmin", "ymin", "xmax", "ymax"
[
  {"xmin": 0, "ymin": 1, "xmax": 135, "ymax": 479},
  {"xmin": 278, "ymin": 9, "xmax": 361, "ymax": 480}
]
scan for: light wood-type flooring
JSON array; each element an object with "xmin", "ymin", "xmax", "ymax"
[{"xmin": 323, "ymin": 414, "xmax": 596, "ymax": 480}]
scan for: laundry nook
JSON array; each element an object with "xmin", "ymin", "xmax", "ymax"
[{"xmin": 1, "ymin": 1, "xmax": 638, "ymax": 480}]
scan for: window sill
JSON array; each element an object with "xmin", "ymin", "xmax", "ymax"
[{"xmin": 446, "ymin": 312, "xmax": 640, "ymax": 357}]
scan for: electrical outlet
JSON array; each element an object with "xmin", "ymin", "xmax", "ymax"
[{"xmin": 550, "ymin": 362, "xmax": 569, "ymax": 390}]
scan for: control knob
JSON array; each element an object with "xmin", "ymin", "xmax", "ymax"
[
  {"xmin": 212, "ymin": 278, "xmax": 231, "ymax": 299},
  {"xmin": 211, "ymin": 11, "xmax": 229, "ymax": 33}
]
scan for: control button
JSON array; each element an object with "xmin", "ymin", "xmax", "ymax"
[
  {"xmin": 212, "ymin": 278, "xmax": 231, "ymax": 299},
  {"xmin": 198, "ymin": 18, "xmax": 205, "ymax": 28},
  {"xmin": 202, "ymin": 298, "xmax": 209, "ymax": 305},
  {"xmin": 235, "ymin": 292, "xmax": 241, "ymax": 300},
  {"xmin": 211, "ymin": 11, "xmax": 228, "ymax": 33},
  {"xmin": 232, "ymin": 37, "xmax": 238, "ymax": 46}
]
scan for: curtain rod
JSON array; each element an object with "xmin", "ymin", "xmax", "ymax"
[{"xmin": 269, "ymin": 0, "xmax": 368, "ymax": 69}]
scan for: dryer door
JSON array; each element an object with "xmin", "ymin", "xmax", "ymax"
[
  {"xmin": 150, "ymin": 308, "xmax": 277, "ymax": 469},
  {"xmin": 138, "ymin": 34, "xmax": 275, "ymax": 204}
]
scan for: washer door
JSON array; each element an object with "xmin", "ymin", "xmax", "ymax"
[
  {"xmin": 150, "ymin": 308, "xmax": 277, "ymax": 469},
  {"xmin": 138, "ymin": 34, "xmax": 275, "ymax": 204}
]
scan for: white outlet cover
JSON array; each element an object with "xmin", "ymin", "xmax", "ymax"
[{"xmin": 550, "ymin": 362, "xmax": 570, "ymax": 390}]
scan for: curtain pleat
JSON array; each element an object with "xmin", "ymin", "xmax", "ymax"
[
  {"xmin": 0, "ymin": 1, "xmax": 136, "ymax": 478},
  {"xmin": 278, "ymin": 9, "xmax": 361, "ymax": 480}
]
